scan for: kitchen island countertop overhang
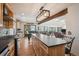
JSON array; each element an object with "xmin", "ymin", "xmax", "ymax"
[{"xmin": 32, "ymin": 34, "xmax": 67, "ymax": 47}]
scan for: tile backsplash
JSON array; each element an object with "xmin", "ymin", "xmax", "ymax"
[
  {"xmin": 0, "ymin": 28, "xmax": 15, "ymax": 37},
  {"xmin": 0, "ymin": 28, "xmax": 8, "ymax": 37}
]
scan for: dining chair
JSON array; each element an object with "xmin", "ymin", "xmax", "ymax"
[
  {"xmin": 54, "ymin": 32, "xmax": 64, "ymax": 38},
  {"xmin": 65, "ymin": 37, "xmax": 75, "ymax": 56}
]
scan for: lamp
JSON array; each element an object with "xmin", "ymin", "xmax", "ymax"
[{"xmin": 36, "ymin": 4, "xmax": 50, "ymax": 22}]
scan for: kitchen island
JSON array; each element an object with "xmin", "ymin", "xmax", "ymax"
[{"xmin": 32, "ymin": 34, "xmax": 67, "ymax": 56}]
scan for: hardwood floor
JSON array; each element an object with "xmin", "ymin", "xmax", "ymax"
[{"xmin": 18, "ymin": 37, "xmax": 36, "ymax": 56}]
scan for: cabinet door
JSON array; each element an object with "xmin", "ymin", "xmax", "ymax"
[
  {"xmin": 32, "ymin": 36, "xmax": 41, "ymax": 56},
  {"xmin": 0, "ymin": 4, "xmax": 2, "ymax": 20},
  {"xmin": 3, "ymin": 21, "xmax": 9, "ymax": 28},
  {"xmin": 40, "ymin": 46, "xmax": 48, "ymax": 56},
  {"xmin": 34, "ymin": 38, "xmax": 40, "ymax": 56},
  {"xmin": 7, "ymin": 41, "xmax": 15, "ymax": 56},
  {"xmin": 6, "ymin": 3, "xmax": 13, "ymax": 17},
  {"xmin": 8, "ymin": 20, "xmax": 13, "ymax": 28},
  {"xmin": 0, "ymin": 3, "xmax": 3, "ymax": 26},
  {"xmin": 39, "ymin": 40, "xmax": 48, "ymax": 56}
]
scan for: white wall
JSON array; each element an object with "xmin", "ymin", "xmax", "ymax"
[
  {"xmin": 20, "ymin": 22, "xmax": 25, "ymax": 37},
  {"xmin": 66, "ymin": 4, "xmax": 79, "ymax": 55}
]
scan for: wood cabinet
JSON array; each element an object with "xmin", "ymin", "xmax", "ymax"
[
  {"xmin": 6, "ymin": 40, "xmax": 15, "ymax": 56},
  {"xmin": 32, "ymin": 36, "xmax": 41, "ymax": 56},
  {"xmin": 3, "ymin": 21, "xmax": 8, "ymax": 28},
  {"xmin": 32, "ymin": 35, "xmax": 65, "ymax": 56},
  {"xmin": 8, "ymin": 20, "xmax": 13, "ymax": 28},
  {"xmin": 6, "ymin": 3, "xmax": 13, "ymax": 15},
  {"xmin": 3, "ymin": 3, "xmax": 13, "ymax": 28},
  {"xmin": 0, "ymin": 3, "xmax": 13, "ymax": 28},
  {"xmin": 0, "ymin": 40, "xmax": 15, "ymax": 56},
  {"xmin": 39, "ymin": 40, "xmax": 48, "ymax": 56},
  {"xmin": 32, "ymin": 36, "xmax": 48, "ymax": 56},
  {"xmin": 0, "ymin": 4, "xmax": 3, "ymax": 20},
  {"xmin": 0, "ymin": 3, "xmax": 3, "ymax": 27},
  {"xmin": 3, "ymin": 20, "xmax": 13, "ymax": 28}
]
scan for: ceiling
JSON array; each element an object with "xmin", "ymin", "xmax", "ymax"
[{"xmin": 12, "ymin": 3, "xmax": 71, "ymax": 23}]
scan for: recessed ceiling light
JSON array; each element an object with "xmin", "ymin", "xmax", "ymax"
[{"xmin": 21, "ymin": 13, "xmax": 25, "ymax": 16}]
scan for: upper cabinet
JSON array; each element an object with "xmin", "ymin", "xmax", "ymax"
[
  {"xmin": 0, "ymin": 3, "xmax": 3, "ymax": 27},
  {"xmin": 3, "ymin": 3, "xmax": 13, "ymax": 17},
  {"xmin": 0, "ymin": 3, "xmax": 14, "ymax": 28},
  {"xmin": 3, "ymin": 3, "xmax": 14, "ymax": 28}
]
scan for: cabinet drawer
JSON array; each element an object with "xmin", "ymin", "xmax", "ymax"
[
  {"xmin": 40, "ymin": 41, "xmax": 48, "ymax": 53},
  {"xmin": 40, "ymin": 46, "xmax": 48, "ymax": 56}
]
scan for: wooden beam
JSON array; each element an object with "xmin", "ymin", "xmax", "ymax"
[{"xmin": 38, "ymin": 8, "xmax": 68, "ymax": 24}]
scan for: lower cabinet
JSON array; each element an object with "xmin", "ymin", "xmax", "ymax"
[
  {"xmin": 32, "ymin": 36, "xmax": 40, "ymax": 56},
  {"xmin": 40, "ymin": 47, "xmax": 48, "ymax": 56},
  {"xmin": 39, "ymin": 41, "xmax": 48, "ymax": 56},
  {"xmin": 6, "ymin": 40, "xmax": 15, "ymax": 56},
  {"xmin": 32, "ymin": 36, "xmax": 65, "ymax": 56},
  {"xmin": 32, "ymin": 36, "xmax": 48, "ymax": 56}
]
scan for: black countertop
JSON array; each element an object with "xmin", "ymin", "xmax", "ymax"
[
  {"xmin": 0, "ymin": 35, "xmax": 15, "ymax": 53},
  {"xmin": 33, "ymin": 34, "xmax": 67, "ymax": 47}
]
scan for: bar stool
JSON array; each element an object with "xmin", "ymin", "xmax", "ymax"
[{"xmin": 65, "ymin": 37, "xmax": 75, "ymax": 55}]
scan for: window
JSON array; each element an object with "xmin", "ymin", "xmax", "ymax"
[{"xmin": 30, "ymin": 25, "xmax": 36, "ymax": 31}]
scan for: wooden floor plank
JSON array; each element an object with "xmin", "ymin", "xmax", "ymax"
[{"xmin": 18, "ymin": 37, "xmax": 36, "ymax": 56}]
